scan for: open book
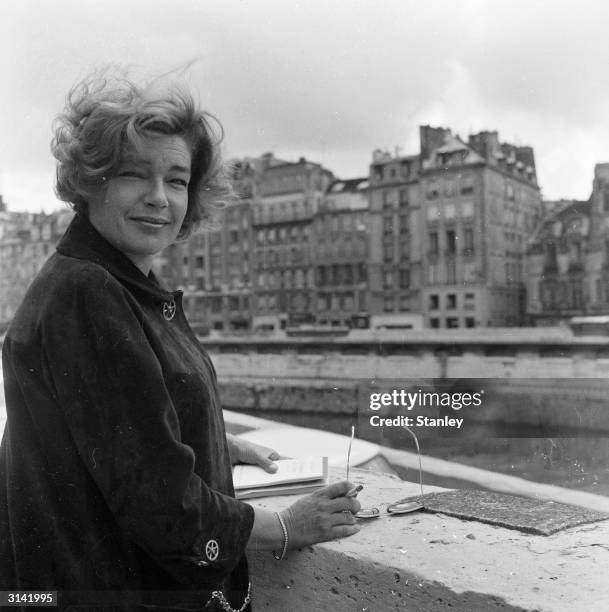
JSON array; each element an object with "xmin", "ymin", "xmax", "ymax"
[{"xmin": 233, "ymin": 457, "xmax": 329, "ymax": 500}]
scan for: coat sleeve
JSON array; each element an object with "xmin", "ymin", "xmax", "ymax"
[{"xmin": 39, "ymin": 266, "xmax": 254, "ymax": 585}]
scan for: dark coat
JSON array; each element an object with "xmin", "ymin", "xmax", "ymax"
[{"xmin": 0, "ymin": 214, "xmax": 254, "ymax": 610}]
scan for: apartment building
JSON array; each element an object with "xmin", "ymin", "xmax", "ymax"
[
  {"xmin": 313, "ymin": 177, "xmax": 370, "ymax": 327},
  {"xmin": 251, "ymin": 154, "xmax": 334, "ymax": 329},
  {"xmin": 526, "ymin": 163, "xmax": 609, "ymax": 324},
  {"xmin": 367, "ymin": 149, "xmax": 424, "ymax": 328},
  {"xmin": 0, "ymin": 206, "xmax": 74, "ymax": 324},
  {"xmin": 418, "ymin": 126, "xmax": 541, "ymax": 327}
]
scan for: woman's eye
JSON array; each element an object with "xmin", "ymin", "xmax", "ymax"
[
  {"xmin": 169, "ymin": 178, "xmax": 189, "ymax": 188},
  {"xmin": 118, "ymin": 169, "xmax": 143, "ymax": 178}
]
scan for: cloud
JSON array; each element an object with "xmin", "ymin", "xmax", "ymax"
[{"xmin": 1, "ymin": 0, "xmax": 608, "ymax": 210}]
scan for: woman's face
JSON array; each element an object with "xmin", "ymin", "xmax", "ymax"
[{"xmin": 88, "ymin": 133, "xmax": 191, "ymax": 275}]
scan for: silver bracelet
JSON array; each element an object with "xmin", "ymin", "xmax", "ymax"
[
  {"xmin": 273, "ymin": 511, "xmax": 289, "ymax": 560},
  {"xmin": 210, "ymin": 581, "xmax": 251, "ymax": 612}
]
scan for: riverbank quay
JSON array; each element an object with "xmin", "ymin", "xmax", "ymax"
[
  {"xmin": 247, "ymin": 467, "xmax": 609, "ymax": 611},
  {"xmin": 203, "ymin": 326, "xmax": 609, "ymax": 380}
]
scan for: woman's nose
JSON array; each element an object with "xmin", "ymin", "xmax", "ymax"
[{"xmin": 145, "ymin": 178, "xmax": 169, "ymax": 207}]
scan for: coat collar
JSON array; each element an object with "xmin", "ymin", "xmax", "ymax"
[{"xmin": 56, "ymin": 213, "xmax": 175, "ymax": 303}]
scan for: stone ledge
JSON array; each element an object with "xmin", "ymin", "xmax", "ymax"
[{"xmin": 247, "ymin": 468, "xmax": 609, "ymax": 611}]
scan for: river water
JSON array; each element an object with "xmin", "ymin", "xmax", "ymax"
[{"xmin": 236, "ymin": 407, "xmax": 609, "ymax": 497}]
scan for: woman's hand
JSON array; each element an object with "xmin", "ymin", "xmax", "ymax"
[
  {"xmin": 281, "ymin": 481, "xmax": 362, "ymax": 548},
  {"xmin": 226, "ymin": 433, "xmax": 280, "ymax": 473}
]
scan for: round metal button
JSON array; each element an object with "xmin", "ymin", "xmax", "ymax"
[
  {"xmin": 162, "ymin": 301, "xmax": 176, "ymax": 321},
  {"xmin": 205, "ymin": 539, "xmax": 219, "ymax": 561}
]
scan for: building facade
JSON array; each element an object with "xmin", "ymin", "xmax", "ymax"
[
  {"xmin": 416, "ymin": 126, "xmax": 541, "ymax": 328},
  {"xmin": 0, "ymin": 206, "xmax": 74, "ymax": 325},
  {"xmin": 526, "ymin": 163, "xmax": 609, "ymax": 325},
  {"xmin": 313, "ymin": 178, "xmax": 370, "ymax": 327},
  {"xmin": 251, "ymin": 154, "xmax": 334, "ymax": 329},
  {"xmin": 367, "ymin": 150, "xmax": 424, "ymax": 329}
]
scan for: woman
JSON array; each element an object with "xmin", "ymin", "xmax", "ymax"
[{"xmin": 0, "ymin": 70, "xmax": 360, "ymax": 611}]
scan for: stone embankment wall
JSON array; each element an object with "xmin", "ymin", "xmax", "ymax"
[
  {"xmin": 209, "ymin": 346, "xmax": 609, "ymax": 382},
  {"xmin": 212, "ymin": 345, "xmax": 609, "ymax": 433}
]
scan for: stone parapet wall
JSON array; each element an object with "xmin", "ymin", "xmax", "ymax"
[{"xmin": 247, "ymin": 468, "xmax": 609, "ymax": 611}]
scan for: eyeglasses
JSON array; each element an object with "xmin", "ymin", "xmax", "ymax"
[{"xmin": 348, "ymin": 425, "xmax": 425, "ymax": 519}]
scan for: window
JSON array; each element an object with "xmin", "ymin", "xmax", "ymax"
[
  {"xmin": 399, "ymin": 269, "xmax": 410, "ymax": 289},
  {"xmin": 428, "ymin": 262, "xmax": 440, "ymax": 285},
  {"xmin": 603, "ymin": 188, "xmax": 609, "ymax": 213},
  {"xmin": 447, "ymin": 294, "xmax": 457, "ymax": 309},
  {"xmin": 465, "ymin": 317, "xmax": 475, "ymax": 328},
  {"xmin": 444, "ymin": 203, "xmax": 456, "ymax": 219},
  {"xmin": 426, "ymin": 182, "xmax": 440, "ymax": 199},
  {"xmin": 211, "ymin": 297, "xmax": 222, "ymax": 313},
  {"xmin": 430, "ymin": 317, "xmax": 440, "ymax": 329},
  {"xmin": 383, "ymin": 296, "xmax": 394, "ymax": 312},
  {"xmin": 383, "ymin": 271, "xmax": 394, "ymax": 289},
  {"xmin": 446, "ymin": 317, "xmax": 459, "ymax": 328},
  {"xmin": 399, "ymin": 214, "xmax": 409, "ymax": 234},
  {"xmin": 383, "ymin": 215, "xmax": 394, "ymax": 235},
  {"xmin": 429, "ymin": 232, "xmax": 439, "ymax": 256},
  {"xmin": 400, "ymin": 161, "xmax": 410, "ymax": 178},
  {"xmin": 461, "ymin": 176, "xmax": 474, "ymax": 195},
  {"xmin": 399, "ymin": 295, "xmax": 410, "ymax": 311},
  {"xmin": 344, "ymin": 265, "xmax": 354, "ymax": 285},
  {"xmin": 462, "ymin": 201, "xmax": 474, "ymax": 217},
  {"xmin": 295, "ymin": 268, "xmax": 304, "ymax": 288},
  {"xmin": 396, "ymin": 190, "xmax": 408, "ymax": 210},
  {"xmin": 373, "ymin": 165, "xmax": 384, "ymax": 180},
  {"xmin": 331, "ymin": 264, "xmax": 340, "ymax": 285},
  {"xmin": 464, "ymin": 228, "xmax": 474, "ymax": 255},
  {"xmin": 464, "ymin": 292, "xmax": 476, "ymax": 311},
  {"xmin": 446, "ymin": 230, "xmax": 456, "ymax": 254},
  {"xmin": 399, "ymin": 239, "xmax": 410, "ymax": 261},
  {"xmin": 429, "ymin": 294, "xmax": 439, "ymax": 310},
  {"xmin": 228, "ymin": 297, "xmax": 239, "ymax": 312},
  {"xmin": 446, "ymin": 259, "xmax": 456, "ymax": 284},
  {"xmin": 383, "ymin": 243, "xmax": 394, "ymax": 262},
  {"xmin": 358, "ymin": 263, "xmax": 367, "ymax": 283},
  {"xmin": 544, "ymin": 242, "xmax": 558, "ymax": 271}
]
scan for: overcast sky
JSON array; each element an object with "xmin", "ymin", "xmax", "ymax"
[{"xmin": 1, "ymin": 0, "xmax": 608, "ymax": 213}]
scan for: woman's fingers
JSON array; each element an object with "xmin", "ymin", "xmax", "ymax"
[
  {"xmin": 332, "ymin": 509, "xmax": 357, "ymax": 526},
  {"xmin": 320, "ymin": 480, "xmax": 355, "ymax": 499},
  {"xmin": 330, "ymin": 524, "xmax": 360, "ymax": 539},
  {"xmin": 234, "ymin": 438, "xmax": 281, "ymax": 472},
  {"xmin": 325, "ymin": 496, "xmax": 361, "ymax": 515}
]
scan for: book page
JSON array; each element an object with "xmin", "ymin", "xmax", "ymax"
[{"xmin": 233, "ymin": 457, "xmax": 326, "ymax": 490}]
